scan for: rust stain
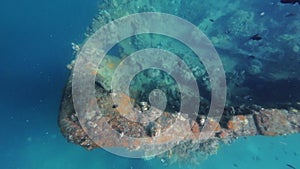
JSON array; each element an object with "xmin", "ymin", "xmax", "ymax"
[
  {"xmin": 227, "ymin": 120, "xmax": 235, "ymax": 130},
  {"xmin": 116, "ymin": 92, "xmax": 133, "ymax": 116},
  {"xmin": 107, "ymin": 62, "xmax": 116, "ymax": 69},
  {"xmin": 237, "ymin": 115, "xmax": 246, "ymax": 121},
  {"xmin": 191, "ymin": 121, "xmax": 200, "ymax": 137},
  {"xmin": 264, "ymin": 131, "xmax": 277, "ymax": 136},
  {"xmin": 208, "ymin": 119, "xmax": 221, "ymax": 132}
]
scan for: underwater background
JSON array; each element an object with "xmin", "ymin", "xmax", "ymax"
[{"xmin": 0, "ymin": 0, "xmax": 299, "ymax": 169}]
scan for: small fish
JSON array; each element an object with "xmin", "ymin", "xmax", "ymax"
[
  {"xmin": 209, "ymin": 19, "xmax": 215, "ymax": 22},
  {"xmin": 225, "ymin": 30, "xmax": 231, "ymax": 34},
  {"xmin": 286, "ymin": 164, "xmax": 296, "ymax": 169},
  {"xmin": 250, "ymin": 34, "xmax": 262, "ymax": 41},
  {"xmin": 281, "ymin": 0, "xmax": 300, "ymax": 4},
  {"xmin": 280, "ymin": 141, "xmax": 287, "ymax": 145},
  {"xmin": 247, "ymin": 55, "xmax": 256, "ymax": 60},
  {"xmin": 285, "ymin": 13, "xmax": 296, "ymax": 17}
]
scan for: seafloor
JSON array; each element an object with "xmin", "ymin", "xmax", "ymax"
[{"xmin": 1, "ymin": 0, "xmax": 299, "ymax": 168}]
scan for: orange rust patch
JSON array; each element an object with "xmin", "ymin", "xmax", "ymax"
[
  {"xmin": 91, "ymin": 69, "xmax": 98, "ymax": 75},
  {"xmin": 237, "ymin": 115, "xmax": 246, "ymax": 121},
  {"xmin": 264, "ymin": 131, "xmax": 277, "ymax": 136},
  {"xmin": 191, "ymin": 122, "xmax": 200, "ymax": 136},
  {"xmin": 227, "ymin": 120, "xmax": 235, "ymax": 130},
  {"xmin": 214, "ymin": 123, "xmax": 221, "ymax": 132},
  {"xmin": 107, "ymin": 62, "xmax": 116, "ymax": 69},
  {"xmin": 155, "ymin": 135, "xmax": 174, "ymax": 143},
  {"xmin": 131, "ymin": 140, "xmax": 142, "ymax": 148},
  {"xmin": 207, "ymin": 119, "xmax": 221, "ymax": 132},
  {"xmin": 116, "ymin": 92, "xmax": 133, "ymax": 116},
  {"xmin": 218, "ymin": 131, "xmax": 228, "ymax": 138}
]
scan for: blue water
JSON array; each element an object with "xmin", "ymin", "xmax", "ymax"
[{"xmin": 1, "ymin": 0, "xmax": 299, "ymax": 169}]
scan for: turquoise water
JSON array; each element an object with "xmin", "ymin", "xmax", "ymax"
[
  {"xmin": 1, "ymin": 0, "xmax": 299, "ymax": 168},
  {"xmin": 4, "ymin": 131, "xmax": 300, "ymax": 168}
]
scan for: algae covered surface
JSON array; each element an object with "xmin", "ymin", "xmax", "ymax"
[{"xmin": 81, "ymin": 0, "xmax": 300, "ymax": 108}]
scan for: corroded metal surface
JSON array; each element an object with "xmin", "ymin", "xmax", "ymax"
[
  {"xmin": 58, "ymin": 0, "xmax": 300, "ymax": 161},
  {"xmin": 59, "ymin": 78, "xmax": 300, "ymax": 152}
]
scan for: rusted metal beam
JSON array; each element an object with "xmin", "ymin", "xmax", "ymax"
[{"xmin": 58, "ymin": 79, "xmax": 300, "ymax": 152}]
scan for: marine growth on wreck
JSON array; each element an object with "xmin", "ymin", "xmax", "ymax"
[{"xmin": 59, "ymin": 0, "xmax": 300, "ymax": 164}]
